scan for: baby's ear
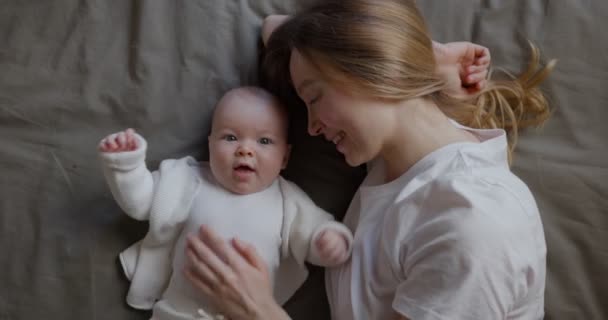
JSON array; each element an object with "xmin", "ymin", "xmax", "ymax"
[{"xmin": 282, "ymin": 145, "xmax": 292, "ymax": 169}]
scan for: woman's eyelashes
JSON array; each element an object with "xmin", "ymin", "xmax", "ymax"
[
  {"xmin": 308, "ymin": 93, "xmax": 322, "ymax": 106},
  {"xmin": 308, "ymin": 97, "xmax": 319, "ymax": 105}
]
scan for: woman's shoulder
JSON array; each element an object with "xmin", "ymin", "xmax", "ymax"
[
  {"xmin": 409, "ymin": 166, "xmax": 536, "ymax": 211},
  {"xmin": 391, "ymin": 172, "xmax": 542, "ymax": 244}
]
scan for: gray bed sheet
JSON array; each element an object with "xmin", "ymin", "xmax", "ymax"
[{"xmin": 0, "ymin": 1, "xmax": 606, "ymax": 319}]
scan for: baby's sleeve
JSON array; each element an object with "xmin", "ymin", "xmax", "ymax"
[
  {"xmin": 98, "ymin": 133, "xmax": 157, "ymax": 221},
  {"xmin": 305, "ymin": 220, "xmax": 353, "ymax": 266},
  {"xmin": 278, "ymin": 178, "xmax": 353, "ymax": 267}
]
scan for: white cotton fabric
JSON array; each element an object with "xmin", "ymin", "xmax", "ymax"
[
  {"xmin": 326, "ymin": 123, "xmax": 546, "ymax": 320},
  {"xmin": 99, "ymin": 134, "xmax": 354, "ymax": 320},
  {"xmin": 155, "ymin": 166, "xmax": 285, "ymax": 319}
]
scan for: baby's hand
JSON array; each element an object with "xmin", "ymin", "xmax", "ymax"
[
  {"xmin": 98, "ymin": 128, "xmax": 139, "ymax": 153},
  {"xmin": 314, "ymin": 229, "xmax": 349, "ymax": 266}
]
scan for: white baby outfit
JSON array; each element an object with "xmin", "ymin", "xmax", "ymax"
[{"xmin": 99, "ymin": 134, "xmax": 353, "ymax": 320}]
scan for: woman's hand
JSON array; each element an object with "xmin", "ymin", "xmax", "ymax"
[
  {"xmin": 433, "ymin": 41, "xmax": 491, "ymax": 97},
  {"xmin": 262, "ymin": 15, "xmax": 290, "ymax": 46},
  {"xmin": 185, "ymin": 225, "xmax": 291, "ymax": 320},
  {"xmin": 98, "ymin": 128, "xmax": 138, "ymax": 152}
]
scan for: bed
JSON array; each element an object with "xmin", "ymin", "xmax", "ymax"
[{"xmin": 1, "ymin": 0, "xmax": 606, "ymax": 319}]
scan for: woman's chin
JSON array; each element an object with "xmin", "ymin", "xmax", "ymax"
[{"xmin": 344, "ymin": 153, "xmax": 365, "ymax": 167}]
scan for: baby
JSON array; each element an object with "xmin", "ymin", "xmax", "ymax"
[{"xmin": 98, "ymin": 87, "xmax": 353, "ymax": 320}]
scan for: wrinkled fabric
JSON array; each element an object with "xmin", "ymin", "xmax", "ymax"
[{"xmin": 0, "ymin": 1, "xmax": 606, "ymax": 319}]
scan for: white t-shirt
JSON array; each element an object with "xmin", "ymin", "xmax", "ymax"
[{"xmin": 326, "ymin": 124, "xmax": 546, "ymax": 320}]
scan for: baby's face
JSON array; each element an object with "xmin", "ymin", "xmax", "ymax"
[{"xmin": 209, "ymin": 91, "xmax": 290, "ymax": 195}]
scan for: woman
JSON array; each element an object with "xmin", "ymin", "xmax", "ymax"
[{"xmin": 184, "ymin": 0, "xmax": 554, "ymax": 319}]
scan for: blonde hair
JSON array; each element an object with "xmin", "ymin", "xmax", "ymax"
[{"xmin": 262, "ymin": 0, "xmax": 556, "ymax": 163}]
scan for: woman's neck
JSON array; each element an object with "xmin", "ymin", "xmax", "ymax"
[{"xmin": 380, "ymin": 97, "xmax": 478, "ymax": 182}]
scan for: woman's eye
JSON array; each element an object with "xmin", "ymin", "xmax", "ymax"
[
  {"xmin": 308, "ymin": 95, "xmax": 320, "ymax": 105},
  {"xmin": 259, "ymin": 137, "xmax": 273, "ymax": 145},
  {"xmin": 223, "ymin": 135, "xmax": 237, "ymax": 141}
]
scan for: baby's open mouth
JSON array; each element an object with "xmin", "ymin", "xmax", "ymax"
[{"xmin": 234, "ymin": 164, "xmax": 255, "ymax": 172}]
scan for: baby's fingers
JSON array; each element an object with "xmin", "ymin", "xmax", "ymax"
[
  {"xmin": 117, "ymin": 132, "xmax": 128, "ymax": 148},
  {"xmin": 105, "ymin": 136, "xmax": 119, "ymax": 150},
  {"xmin": 125, "ymin": 129, "xmax": 138, "ymax": 150},
  {"xmin": 98, "ymin": 139, "xmax": 109, "ymax": 151}
]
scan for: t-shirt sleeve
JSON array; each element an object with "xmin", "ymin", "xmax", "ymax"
[{"xmin": 391, "ymin": 182, "xmax": 521, "ymax": 320}]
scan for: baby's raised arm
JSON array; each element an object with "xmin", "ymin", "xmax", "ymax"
[
  {"xmin": 98, "ymin": 128, "xmax": 139, "ymax": 153},
  {"xmin": 98, "ymin": 128, "xmax": 156, "ymax": 221}
]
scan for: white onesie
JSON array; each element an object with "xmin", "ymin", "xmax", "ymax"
[{"xmin": 99, "ymin": 134, "xmax": 353, "ymax": 320}]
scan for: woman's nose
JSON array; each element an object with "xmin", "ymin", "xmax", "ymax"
[
  {"xmin": 307, "ymin": 108, "xmax": 323, "ymax": 136},
  {"xmin": 308, "ymin": 121, "xmax": 324, "ymax": 136}
]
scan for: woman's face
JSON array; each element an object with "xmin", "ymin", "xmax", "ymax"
[{"xmin": 289, "ymin": 49, "xmax": 392, "ymax": 167}]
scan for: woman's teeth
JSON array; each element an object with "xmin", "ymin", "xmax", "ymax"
[{"xmin": 333, "ymin": 132, "xmax": 345, "ymax": 145}]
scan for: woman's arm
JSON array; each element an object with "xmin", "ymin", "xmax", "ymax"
[
  {"xmin": 433, "ymin": 41, "xmax": 491, "ymax": 96},
  {"xmin": 185, "ymin": 225, "xmax": 291, "ymax": 320},
  {"xmin": 261, "ymin": 15, "xmax": 491, "ymax": 96},
  {"xmin": 262, "ymin": 15, "xmax": 290, "ymax": 46}
]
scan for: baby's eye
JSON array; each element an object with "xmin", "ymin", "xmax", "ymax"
[
  {"xmin": 259, "ymin": 137, "xmax": 273, "ymax": 145},
  {"xmin": 223, "ymin": 134, "xmax": 237, "ymax": 141}
]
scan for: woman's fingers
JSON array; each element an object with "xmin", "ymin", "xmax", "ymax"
[
  {"xmin": 466, "ymin": 65, "xmax": 486, "ymax": 74},
  {"xmin": 199, "ymin": 225, "xmax": 231, "ymax": 262},
  {"xmin": 199, "ymin": 225, "xmax": 247, "ymax": 271},
  {"xmin": 187, "ymin": 233, "xmax": 232, "ymax": 285},
  {"xmin": 195, "ymin": 225, "xmax": 257, "ymax": 297},
  {"xmin": 476, "ymin": 79, "xmax": 488, "ymax": 90},
  {"xmin": 185, "ymin": 268, "xmax": 248, "ymax": 315},
  {"xmin": 232, "ymin": 237, "xmax": 266, "ymax": 271},
  {"xmin": 186, "ymin": 236, "xmax": 258, "ymax": 317},
  {"xmin": 472, "ymin": 44, "xmax": 491, "ymax": 66},
  {"xmin": 186, "ymin": 243, "xmax": 220, "ymax": 284},
  {"xmin": 465, "ymin": 70, "xmax": 488, "ymax": 84},
  {"xmin": 184, "ymin": 226, "xmax": 280, "ymax": 319},
  {"xmin": 184, "ymin": 265, "xmax": 214, "ymax": 296}
]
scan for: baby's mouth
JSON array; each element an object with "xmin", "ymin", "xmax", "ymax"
[{"xmin": 234, "ymin": 164, "xmax": 255, "ymax": 173}]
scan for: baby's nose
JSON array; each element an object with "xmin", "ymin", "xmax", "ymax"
[{"xmin": 236, "ymin": 145, "xmax": 254, "ymax": 157}]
